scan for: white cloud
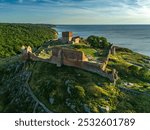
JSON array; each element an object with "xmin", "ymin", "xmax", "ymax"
[
  {"xmin": 137, "ymin": 0, "xmax": 150, "ymax": 6},
  {"xmin": 18, "ymin": 0, "xmax": 23, "ymax": 3},
  {"xmin": 1, "ymin": 0, "xmax": 150, "ymax": 24}
]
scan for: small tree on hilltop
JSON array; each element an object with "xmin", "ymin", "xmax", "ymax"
[
  {"xmin": 99, "ymin": 36, "xmax": 110, "ymax": 48},
  {"xmin": 87, "ymin": 35, "xmax": 100, "ymax": 48},
  {"xmin": 87, "ymin": 35, "xmax": 110, "ymax": 48}
]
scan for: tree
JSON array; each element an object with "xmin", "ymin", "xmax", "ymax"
[
  {"xmin": 99, "ymin": 37, "xmax": 110, "ymax": 48},
  {"xmin": 0, "ymin": 23, "xmax": 57, "ymax": 58},
  {"xmin": 87, "ymin": 35, "xmax": 110, "ymax": 48},
  {"xmin": 87, "ymin": 35, "xmax": 100, "ymax": 48}
]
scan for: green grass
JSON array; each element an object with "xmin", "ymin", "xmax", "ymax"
[
  {"xmin": 70, "ymin": 44, "xmax": 109, "ymax": 61},
  {"xmin": 27, "ymin": 60, "xmax": 150, "ymax": 113},
  {"xmin": 79, "ymin": 48, "xmax": 97, "ymax": 57},
  {"xmin": 0, "ymin": 45, "xmax": 150, "ymax": 113},
  {"xmin": 29, "ymin": 61, "xmax": 111, "ymax": 112},
  {"xmin": 108, "ymin": 48, "xmax": 150, "ymax": 94}
]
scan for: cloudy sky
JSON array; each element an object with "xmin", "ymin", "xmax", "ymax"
[{"xmin": 0, "ymin": 0, "xmax": 150, "ymax": 24}]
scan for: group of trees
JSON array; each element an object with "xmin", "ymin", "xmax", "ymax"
[
  {"xmin": 0, "ymin": 23, "xmax": 57, "ymax": 58},
  {"xmin": 87, "ymin": 35, "xmax": 111, "ymax": 49}
]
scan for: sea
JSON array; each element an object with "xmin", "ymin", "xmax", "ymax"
[{"xmin": 55, "ymin": 25, "xmax": 150, "ymax": 56}]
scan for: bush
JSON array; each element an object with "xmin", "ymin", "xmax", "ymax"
[
  {"xmin": 71, "ymin": 85, "xmax": 85, "ymax": 99},
  {"xmin": 87, "ymin": 35, "xmax": 110, "ymax": 48},
  {"xmin": 87, "ymin": 35, "xmax": 100, "ymax": 48},
  {"xmin": 128, "ymin": 65, "xmax": 139, "ymax": 76},
  {"xmin": 143, "ymin": 85, "xmax": 149, "ymax": 88},
  {"xmin": 99, "ymin": 37, "xmax": 110, "ymax": 48},
  {"xmin": 139, "ymin": 67, "xmax": 150, "ymax": 81}
]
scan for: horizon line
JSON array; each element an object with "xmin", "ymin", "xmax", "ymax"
[{"xmin": 1, "ymin": 22, "xmax": 150, "ymax": 26}]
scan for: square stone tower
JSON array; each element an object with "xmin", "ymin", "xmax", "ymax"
[{"xmin": 62, "ymin": 32, "xmax": 73, "ymax": 43}]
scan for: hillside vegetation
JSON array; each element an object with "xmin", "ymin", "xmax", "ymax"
[
  {"xmin": 0, "ymin": 55, "xmax": 150, "ymax": 112},
  {"xmin": 0, "ymin": 43, "xmax": 150, "ymax": 113},
  {"xmin": 0, "ymin": 27, "xmax": 150, "ymax": 113},
  {"xmin": 0, "ymin": 23, "xmax": 57, "ymax": 58}
]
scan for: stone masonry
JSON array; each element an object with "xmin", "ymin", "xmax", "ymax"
[{"xmin": 22, "ymin": 45, "xmax": 118, "ymax": 83}]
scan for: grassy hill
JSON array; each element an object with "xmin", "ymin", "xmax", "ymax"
[
  {"xmin": 0, "ymin": 26, "xmax": 150, "ymax": 113},
  {"xmin": 0, "ymin": 23, "xmax": 57, "ymax": 58},
  {"xmin": 0, "ymin": 42, "xmax": 150, "ymax": 113}
]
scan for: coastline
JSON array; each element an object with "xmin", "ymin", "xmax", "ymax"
[{"xmin": 55, "ymin": 25, "xmax": 150, "ymax": 57}]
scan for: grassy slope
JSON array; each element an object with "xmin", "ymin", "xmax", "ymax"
[
  {"xmin": 0, "ymin": 27, "xmax": 150, "ymax": 112},
  {"xmin": 108, "ymin": 48, "xmax": 150, "ymax": 92},
  {"xmin": 0, "ymin": 47, "xmax": 150, "ymax": 112},
  {"xmin": 22, "ymin": 46, "xmax": 150, "ymax": 113}
]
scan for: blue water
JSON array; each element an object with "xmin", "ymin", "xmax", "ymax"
[{"xmin": 55, "ymin": 25, "xmax": 150, "ymax": 56}]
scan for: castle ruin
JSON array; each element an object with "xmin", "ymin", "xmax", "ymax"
[
  {"xmin": 21, "ymin": 31, "xmax": 118, "ymax": 83},
  {"xmin": 61, "ymin": 32, "xmax": 80, "ymax": 44},
  {"xmin": 49, "ymin": 47, "xmax": 118, "ymax": 83},
  {"xmin": 21, "ymin": 45, "xmax": 32, "ymax": 60},
  {"xmin": 22, "ymin": 45, "xmax": 118, "ymax": 83}
]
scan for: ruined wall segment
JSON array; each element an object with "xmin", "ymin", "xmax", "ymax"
[
  {"xmin": 49, "ymin": 47, "xmax": 118, "ymax": 82},
  {"xmin": 21, "ymin": 46, "xmax": 32, "ymax": 60},
  {"xmin": 21, "ymin": 45, "xmax": 118, "ymax": 83},
  {"xmin": 50, "ymin": 47, "xmax": 88, "ymax": 68}
]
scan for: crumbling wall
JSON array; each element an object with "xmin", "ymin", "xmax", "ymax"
[
  {"xmin": 62, "ymin": 48, "xmax": 88, "ymax": 61},
  {"xmin": 100, "ymin": 44, "xmax": 116, "ymax": 71},
  {"xmin": 22, "ymin": 46, "xmax": 118, "ymax": 82},
  {"xmin": 50, "ymin": 46, "xmax": 117, "ymax": 82},
  {"xmin": 21, "ymin": 46, "xmax": 32, "ymax": 60},
  {"xmin": 50, "ymin": 47, "xmax": 88, "ymax": 67},
  {"xmin": 81, "ymin": 61, "xmax": 117, "ymax": 82}
]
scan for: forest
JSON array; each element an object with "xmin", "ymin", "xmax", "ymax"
[{"xmin": 0, "ymin": 23, "xmax": 57, "ymax": 58}]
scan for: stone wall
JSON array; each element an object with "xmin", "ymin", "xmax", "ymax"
[
  {"xmin": 62, "ymin": 32, "xmax": 73, "ymax": 43},
  {"xmin": 81, "ymin": 61, "xmax": 118, "ymax": 82},
  {"xmin": 22, "ymin": 46, "xmax": 118, "ymax": 83},
  {"xmin": 50, "ymin": 47, "xmax": 88, "ymax": 67},
  {"xmin": 49, "ymin": 47, "xmax": 118, "ymax": 82},
  {"xmin": 100, "ymin": 44, "xmax": 116, "ymax": 71},
  {"xmin": 21, "ymin": 46, "xmax": 32, "ymax": 60}
]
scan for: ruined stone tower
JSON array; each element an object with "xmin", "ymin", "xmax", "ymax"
[
  {"xmin": 62, "ymin": 32, "xmax": 73, "ymax": 43},
  {"xmin": 21, "ymin": 46, "xmax": 32, "ymax": 60}
]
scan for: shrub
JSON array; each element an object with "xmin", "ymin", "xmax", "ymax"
[
  {"xmin": 87, "ymin": 35, "xmax": 110, "ymax": 49},
  {"xmin": 128, "ymin": 65, "xmax": 139, "ymax": 76},
  {"xmin": 87, "ymin": 35, "xmax": 100, "ymax": 48},
  {"xmin": 143, "ymin": 85, "xmax": 149, "ymax": 88},
  {"xmin": 139, "ymin": 67, "xmax": 150, "ymax": 81},
  {"xmin": 99, "ymin": 37, "xmax": 110, "ymax": 48},
  {"xmin": 71, "ymin": 85, "xmax": 85, "ymax": 99}
]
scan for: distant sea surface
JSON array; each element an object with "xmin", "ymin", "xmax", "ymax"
[{"xmin": 55, "ymin": 25, "xmax": 150, "ymax": 56}]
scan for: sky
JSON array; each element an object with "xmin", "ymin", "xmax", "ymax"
[{"xmin": 0, "ymin": 0, "xmax": 150, "ymax": 24}]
